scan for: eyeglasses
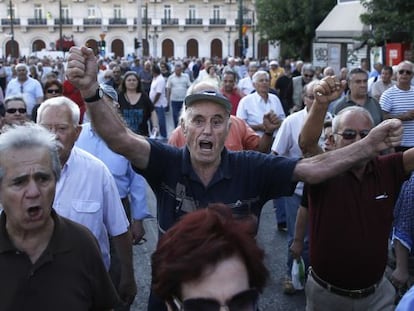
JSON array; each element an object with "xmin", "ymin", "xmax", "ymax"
[
  {"xmin": 305, "ymin": 94, "xmax": 315, "ymax": 100},
  {"xmin": 398, "ymin": 70, "xmax": 413, "ymax": 75},
  {"xmin": 303, "ymin": 74, "xmax": 314, "ymax": 78},
  {"xmin": 336, "ymin": 129, "xmax": 370, "ymax": 140},
  {"xmin": 173, "ymin": 288, "xmax": 259, "ymax": 311},
  {"xmin": 47, "ymin": 89, "xmax": 61, "ymax": 94},
  {"xmin": 6, "ymin": 108, "xmax": 26, "ymax": 114}
]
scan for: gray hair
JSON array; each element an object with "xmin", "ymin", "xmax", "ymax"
[
  {"xmin": 4, "ymin": 95, "xmax": 27, "ymax": 109},
  {"xmin": 332, "ymin": 106, "xmax": 374, "ymax": 134},
  {"xmin": 37, "ymin": 96, "xmax": 80, "ymax": 125},
  {"xmin": 0, "ymin": 123, "xmax": 61, "ymax": 182},
  {"xmin": 301, "ymin": 63, "xmax": 315, "ymax": 74},
  {"xmin": 252, "ymin": 70, "xmax": 269, "ymax": 83},
  {"xmin": 302, "ymin": 80, "xmax": 319, "ymax": 96}
]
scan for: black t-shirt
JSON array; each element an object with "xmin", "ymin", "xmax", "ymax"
[{"xmin": 118, "ymin": 92, "xmax": 154, "ymax": 136}]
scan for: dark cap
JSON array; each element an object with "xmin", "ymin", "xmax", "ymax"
[{"xmin": 184, "ymin": 90, "xmax": 232, "ymax": 113}]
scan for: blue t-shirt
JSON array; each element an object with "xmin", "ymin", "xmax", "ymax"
[{"xmin": 136, "ymin": 139, "xmax": 298, "ymax": 233}]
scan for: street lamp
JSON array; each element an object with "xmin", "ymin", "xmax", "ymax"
[
  {"xmin": 59, "ymin": 0, "xmax": 63, "ymax": 53},
  {"xmin": 8, "ymin": 0, "xmax": 16, "ymax": 59},
  {"xmin": 227, "ymin": 27, "xmax": 233, "ymax": 57},
  {"xmin": 149, "ymin": 26, "xmax": 158, "ymax": 58},
  {"xmin": 238, "ymin": 0, "xmax": 243, "ymax": 57}
]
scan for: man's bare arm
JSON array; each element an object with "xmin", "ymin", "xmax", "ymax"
[
  {"xmin": 294, "ymin": 118, "xmax": 403, "ymax": 184},
  {"xmin": 299, "ymin": 77, "xmax": 346, "ymax": 157},
  {"xmin": 66, "ymin": 46, "xmax": 151, "ymax": 170}
]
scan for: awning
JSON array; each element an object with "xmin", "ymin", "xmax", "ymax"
[{"xmin": 315, "ymin": 2, "xmax": 369, "ymax": 41}]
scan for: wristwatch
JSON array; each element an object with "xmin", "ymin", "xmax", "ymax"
[{"xmin": 84, "ymin": 86, "xmax": 104, "ymax": 103}]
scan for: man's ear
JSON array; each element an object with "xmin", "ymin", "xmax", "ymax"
[{"xmin": 181, "ymin": 120, "xmax": 187, "ymax": 136}]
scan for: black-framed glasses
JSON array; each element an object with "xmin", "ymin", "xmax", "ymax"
[
  {"xmin": 303, "ymin": 74, "xmax": 314, "ymax": 78},
  {"xmin": 6, "ymin": 108, "xmax": 26, "ymax": 114},
  {"xmin": 336, "ymin": 129, "xmax": 369, "ymax": 140},
  {"xmin": 47, "ymin": 89, "xmax": 61, "ymax": 94},
  {"xmin": 173, "ymin": 288, "xmax": 259, "ymax": 311},
  {"xmin": 398, "ymin": 70, "xmax": 413, "ymax": 75}
]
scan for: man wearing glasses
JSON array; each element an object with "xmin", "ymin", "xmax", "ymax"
[
  {"xmin": 334, "ymin": 67, "xmax": 384, "ymax": 126},
  {"xmin": 289, "ymin": 63, "xmax": 315, "ymax": 113},
  {"xmin": 66, "ymin": 46, "xmax": 406, "ymax": 310},
  {"xmin": 5, "ymin": 63, "xmax": 43, "ymax": 116},
  {"xmin": 3, "ymin": 95, "xmax": 28, "ymax": 127},
  {"xmin": 298, "ymin": 77, "xmax": 414, "ymax": 311},
  {"xmin": 380, "ymin": 61, "xmax": 414, "ymax": 152}
]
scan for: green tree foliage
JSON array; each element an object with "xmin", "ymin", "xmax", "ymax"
[
  {"xmin": 360, "ymin": 0, "xmax": 414, "ymax": 45},
  {"xmin": 255, "ymin": 0, "xmax": 336, "ymax": 60}
]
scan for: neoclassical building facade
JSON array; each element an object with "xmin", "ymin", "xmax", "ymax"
[{"xmin": 0, "ymin": 0, "xmax": 276, "ymax": 60}]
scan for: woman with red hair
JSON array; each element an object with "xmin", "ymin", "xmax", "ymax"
[{"xmin": 151, "ymin": 204, "xmax": 268, "ymax": 311}]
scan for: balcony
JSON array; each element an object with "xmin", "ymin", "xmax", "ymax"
[
  {"xmin": 185, "ymin": 18, "xmax": 202, "ymax": 25},
  {"xmin": 161, "ymin": 18, "xmax": 178, "ymax": 25},
  {"xmin": 235, "ymin": 18, "xmax": 252, "ymax": 25},
  {"xmin": 109, "ymin": 18, "xmax": 127, "ymax": 25},
  {"xmin": 54, "ymin": 18, "xmax": 73, "ymax": 25},
  {"xmin": 28, "ymin": 18, "xmax": 47, "ymax": 25},
  {"xmin": 83, "ymin": 18, "xmax": 102, "ymax": 25},
  {"xmin": 134, "ymin": 17, "xmax": 152, "ymax": 25},
  {"xmin": 1, "ymin": 18, "xmax": 20, "ymax": 25},
  {"xmin": 209, "ymin": 18, "xmax": 226, "ymax": 25}
]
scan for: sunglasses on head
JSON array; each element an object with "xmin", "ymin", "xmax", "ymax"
[
  {"xmin": 398, "ymin": 70, "xmax": 413, "ymax": 75},
  {"xmin": 173, "ymin": 288, "xmax": 259, "ymax": 311},
  {"xmin": 336, "ymin": 129, "xmax": 369, "ymax": 140},
  {"xmin": 47, "ymin": 89, "xmax": 61, "ymax": 94},
  {"xmin": 6, "ymin": 108, "xmax": 26, "ymax": 114}
]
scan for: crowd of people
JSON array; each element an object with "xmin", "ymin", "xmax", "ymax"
[{"xmin": 1, "ymin": 47, "xmax": 414, "ymax": 311}]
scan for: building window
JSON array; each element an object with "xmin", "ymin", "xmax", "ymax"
[
  {"xmin": 164, "ymin": 5, "xmax": 171, "ymax": 20},
  {"xmin": 34, "ymin": 4, "xmax": 43, "ymax": 20},
  {"xmin": 88, "ymin": 5, "xmax": 97, "ymax": 18},
  {"xmin": 113, "ymin": 4, "xmax": 122, "ymax": 19},
  {"xmin": 61, "ymin": 5, "xmax": 70, "ymax": 20},
  {"xmin": 188, "ymin": 5, "xmax": 196, "ymax": 20},
  {"xmin": 7, "ymin": 3, "xmax": 15, "ymax": 18},
  {"xmin": 141, "ymin": 4, "xmax": 147, "ymax": 19},
  {"xmin": 213, "ymin": 5, "xmax": 220, "ymax": 20}
]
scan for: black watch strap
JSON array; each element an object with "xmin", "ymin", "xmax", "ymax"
[{"xmin": 84, "ymin": 87, "xmax": 104, "ymax": 103}]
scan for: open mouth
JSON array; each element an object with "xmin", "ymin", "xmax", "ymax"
[
  {"xmin": 199, "ymin": 140, "xmax": 213, "ymax": 150},
  {"xmin": 27, "ymin": 206, "xmax": 41, "ymax": 218}
]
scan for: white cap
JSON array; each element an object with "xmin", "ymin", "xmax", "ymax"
[{"xmin": 269, "ymin": 60, "xmax": 279, "ymax": 66}]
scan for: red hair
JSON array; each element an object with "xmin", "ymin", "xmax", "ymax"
[{"xmin": 151, "ymin": 204, "xmax": 268, "ymax": 306}]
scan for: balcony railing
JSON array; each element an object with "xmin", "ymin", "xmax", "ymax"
[
  {"xmin": 185, "ymin": 18, "xmax": 202, "ymax": 25},
  {"xmin": 134, "ymin": 17, "xmax": 152, "ymax": 25},
  {"xmin": 235, "ymin": 18, "xmax": 252, "ymax": 25},
  {"xmin": 83, "ymin": 18, "xmax": 102, "ymax": 25},
  {"xmin": 1, "ymin": 18, "xmax": 20, "ymax": 25},
  {"xmin": 161, "ymin": 18, "xmax": 178, "ymax": 25},
  {"xmin": 109, "ymin": 18, "xmax": 127, "ymax": 25},
  {"xmin": 209, "ymin": 18, "xmax": 226, "ymax": 25},
  {"xmin": 28, "ymin": 18, "xmax": 47, "ymax": 25},
  {"xmin": 54, "ymin": 18, "xmax": 73, "ymax": 25}
]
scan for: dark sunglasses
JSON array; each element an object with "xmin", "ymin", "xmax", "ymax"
[
  {"xmin": 47, "ymin": 89, "xmax": 61, "ymax": 94},
  {"xmin": 303, "ymin": 74, "xmax": 314, "ymax": 78},
  {"xmin": 398, "ymin": 70, "xmax": 412, "ymax": 75},
  {"xmin": 173, "ymin": 288, "xmax": 259, "ymax": 311},
  {"xmin": 336, "ymin": 129, "xmax": 369, "ymax": 140},
  {"xmin": 6, "ymin": 108, "xmax": 26, "ymax": 114}
]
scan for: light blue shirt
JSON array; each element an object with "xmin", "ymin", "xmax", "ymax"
[{"xmin": 75, "ymin": 123, "xmax": 151, "ymax": 220}]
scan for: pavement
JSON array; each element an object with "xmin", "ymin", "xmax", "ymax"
[
  {"xmin": 130, "ymin": 109, "xmax": 307, "ymax": 310},
  {"xmin": 131, "ymin": 189, "xmax": 306, "ymax": 310}
]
